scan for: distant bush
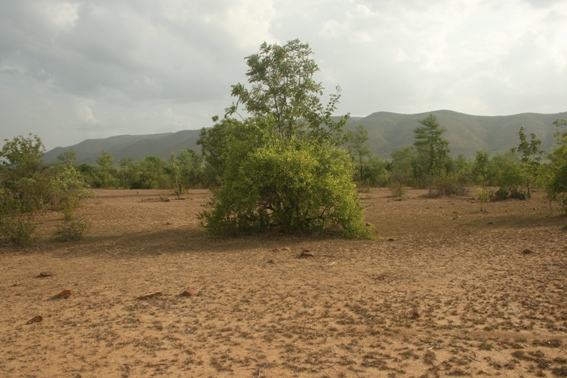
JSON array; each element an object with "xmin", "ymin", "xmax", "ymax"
[
  {"xmin": 492, "ymin": 188, "xmax": 509, "ymax": 201},
  {"xmin": 52, "ymin": 218, "xmax": 90, "ymax": 242},
  {"xmin": 0, "ymin": 134, "xmax": 93, "ymax": 245}
]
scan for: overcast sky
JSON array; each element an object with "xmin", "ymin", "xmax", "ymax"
[{"xmin": 1, "ymin": 0, "xmax": 566, "ymax": 150}]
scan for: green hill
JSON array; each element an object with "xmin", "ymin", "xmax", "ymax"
[
  {"xmin": 44, "ymin": 110, "xmax": 567, "ymax": 164},
  {"xmin": 347, "ymin": 110, "xmax": 566, "ymax": 158}
]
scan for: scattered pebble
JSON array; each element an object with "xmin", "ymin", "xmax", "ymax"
[
  {"xmin": 56, "ymin": 289, "xmax": 72, "ymax": 299},
  {"xmin": 138, "ymin": 291, "xmax": 163, "ymax": 300},
  {"xmin": 180, "ymin": 289, "xmax": 196, "ymax": 297},
  {"xmin": 26, "ymin": 315, "xmax": 43, "ymax": 325}
]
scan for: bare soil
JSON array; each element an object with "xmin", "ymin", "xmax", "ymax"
[{"xmin": 1, "ymin": 188, "xmax": 566, "ymax": 378}]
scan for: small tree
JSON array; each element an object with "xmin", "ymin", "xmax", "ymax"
[
  {"xmin": 413, "ymin": 114, "xmax": 450, "ymax": 193},
  {"xmin": 545, "ymin": 119, "xmax": 567, "ymax": 214},
  {"xmin": 199, "ymin": 40, "xmax": 372, "ymax": 238},
  {"xmin": 511, "ymin": 127, "xmax": 544, "ymax": 198},
  {"xmin": 389, "ymin": 146, "xmax": 417, "ymax": 197},
  {"xmin": 0, "ymin": 135, "xmax": 92, "ymax": 244},
  {"xmin": 56, "ymin": 149, "xmax": 78, "ymax": 166},
  {"xmin": 489, "ymin": 151, "xmax": 524, "ymax": 200},
  {"xmin": 93, "ymin": 150, "xmax": 119, "ymax": 188},
  {"xmin": 347, "ymin": 125, "xmax": 372, "ymax": 183},
  {"xmin": 473, "ymin": 150, "xmax": 491, "ymax": 211}
]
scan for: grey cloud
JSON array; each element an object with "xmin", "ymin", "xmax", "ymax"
[{"xmin": 1, "ymin": 0, "xmax": 566, "ymax": 149}]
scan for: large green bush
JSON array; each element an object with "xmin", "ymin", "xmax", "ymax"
[{"xmin": 200, "ymin": 135, "xmax": 372, "ymax": 237}]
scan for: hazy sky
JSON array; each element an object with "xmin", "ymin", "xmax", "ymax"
[{"xmin": 1, "ymin": 0, "xmax": 566, "ymax": 150}]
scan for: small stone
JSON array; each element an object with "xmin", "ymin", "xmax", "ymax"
[
  {"xmin": 57, "ymin": 289, "xmax": 72, "ymax": 299},
  {"xmin": 411, "ymin": 308, "xmax": 422, "ymax": 319},
  {"xmin": 267, "ymin": 259, "xmax": 276, "ymax": 264},
  {"xmin": 26, "ymin": 315, "xmax": 43, "ymax": 324},
  {"xmin": 387, "ymin": 237, "xmax": 395, "ymax": 242},
  {"xmin": 180, "ymin": 289, "xmax": 196, "ymax": 297},
  {"xmin": 138, "ymin": 291, "xmax": 163, "ymax": 300},
  {"xmin": 282, "ymin": 247, "xmax": 291, "ymax": 252},
  {"xmin": 299, "ymin": 249, "xmax": 314, "ymax": 258},
  {"xmin": 272, "ymin": 248, "xmax": 280, "ymax": 252},
  {"xmin": 522, "ymin": 248, "xmax": 534, "ymax": 255},
  {"xmin": 37, "ymin": 272, "xmax": 52, "ymax": 278}
]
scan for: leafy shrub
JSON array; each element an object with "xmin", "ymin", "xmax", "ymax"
[
  {"xmin": 1, "ymin": 135, "xmax": 93, "ymax": 245},
  {"xmin": 492, "ymin": 188, "xmax": 509, "ymax": 201},
  {"xmin": 52, "ymin": 218, "xmax": 90, "ymax": 242},
  {"xmin": 510, "ymin": 189, "xmax": 528, "ymax": 200},
  {"xmin": 0, "ymin": 190, "xmax": 36, "ymax": 245},
  {"xmin": 200, "ymin": 137, "xmax": 373, "ymax": 238},
  {"xmin": 389, "ymin": 182, "xmax": 405, "ymax": 198}
]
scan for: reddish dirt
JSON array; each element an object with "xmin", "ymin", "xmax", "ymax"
[{"xmin": 1, "ymin": 188, "xmax": 566, "ymax": 377}]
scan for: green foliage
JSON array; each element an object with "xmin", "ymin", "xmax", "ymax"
[
  {"xmin": 362, "ymin": 156, "xmax": 390, "ymax": 187},
  {"xmin": 488, "ymin": 151, "xmax": 524, "ymax": 198},
  {"xmin": 389, "ymin": 146, "xmax": 416, "ymax": 196},
  {"xmin": 0, "ymin": 135, "xmax": 92, "ymax": 245},
  {"xmin": 440, "ymin": 155, "xmax": 473, "ymax": 195},
  {"xmin": 0, "ymin": 134, "xmax": 52, "ymax": 212},
  {"xmin": 56, "ymin": 149, "xmax": 77, "ymax": 166},
  {"xmin": 227, "ymin": 39, "xmax": 349, "ymax": 146},
  {"xmin": 166, "ymin": 150, "xmax": 204, "ymax": 196},
  {"xmin": 348, "ymin": 125, "xmax": 372, "ymax": 182},
  {"xmin": 52, "ymin": 218, "xmax": 90, "ymax": 242},
  {"xmin": 92, "ymin": 150, "xmax": 119, "ymax": 188},
  {"xmin": 473, "ymin": 150, "xmax": 490, "ymax": 187},
  {"xmin": 49, "ymin": 166, "xmax": 94, "ymax": 221},
  {"xmin": 199, "ymin": 136, "xmax": 373, "ymax": 238},
  {"xmin": 199, "ymin": 40, "xmax": 371, "ymax": 238},
  {"xmin": 0, "ymin": 188, "xmax": 37, "ymax": 245},
  {"xmin": 413, "ymin": 114, "xmax": 451, "ymax": 192},
  {"xmin": 174, "ymin": 148, "xmax": 204, "ymax": 188},
  {"xmin": 511, "ymin": 127, "xmax": 544, "ymax": 197},
  {"xmin": 546, "ymin": 119, "xmax": 567, "ymax": 214}
]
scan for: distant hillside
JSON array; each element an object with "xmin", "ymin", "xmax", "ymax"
[
  {"xmin": 347, "ymin": 110, "xmax": 566, "ymax": 159},
  {"xmin": 44, "ymin": 110, "xmax": 567, "ymax": 164},
  {"xmin": 44, "ymin": 130, "xmax": 203, "ymax": 165}
]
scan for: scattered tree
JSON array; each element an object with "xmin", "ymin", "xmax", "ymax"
[
  {"xmin": 0, "ymin": 135, "xmax": 92, "ymax": 245},
  {"xmin": 413, "ymin": 114, "xmax": 450, "ymax": 193},
  {"xmin": 199, "ymin": 40, "xmax": 372, "ymax": 238},
  {"xmin": 389, "ymin": 146, "xmax": 417, "ymax": 197},
  {"xmin": 546, "ymin": 119, "xmax": 567, "ymax": 214},
  {"xmin": 348, "ymin": 125, "xmax": 372, "ymax": 183},
  {"xmin": 511, "ymin": 127, "xmax": 544, "ymax": 198},
  {"xmin": 473, "ymin": 150, "xmax": 491, "ymax": 211}
]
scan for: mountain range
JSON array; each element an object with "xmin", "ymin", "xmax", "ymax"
[{"xmin": 43, "ymin": 110, "xmax": 567, "ymax": 165}]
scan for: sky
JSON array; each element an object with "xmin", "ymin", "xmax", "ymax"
[{"xmin": 1, "ymin": 0, "xmax": 566, "ymax": 150}]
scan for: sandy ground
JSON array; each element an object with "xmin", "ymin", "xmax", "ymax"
[{"xmin": 1, "ymin": 188, "xmax": 566, "ymax": 378}]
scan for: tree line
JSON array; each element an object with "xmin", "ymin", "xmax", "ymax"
[{"xmin": 349, "ymin": 116, "xmax": 567, "ymax": 208}]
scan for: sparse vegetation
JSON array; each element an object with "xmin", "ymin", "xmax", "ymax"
[{"xmin": 0, "ymin": 134, "xmax": 92, "ymax": 245}]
